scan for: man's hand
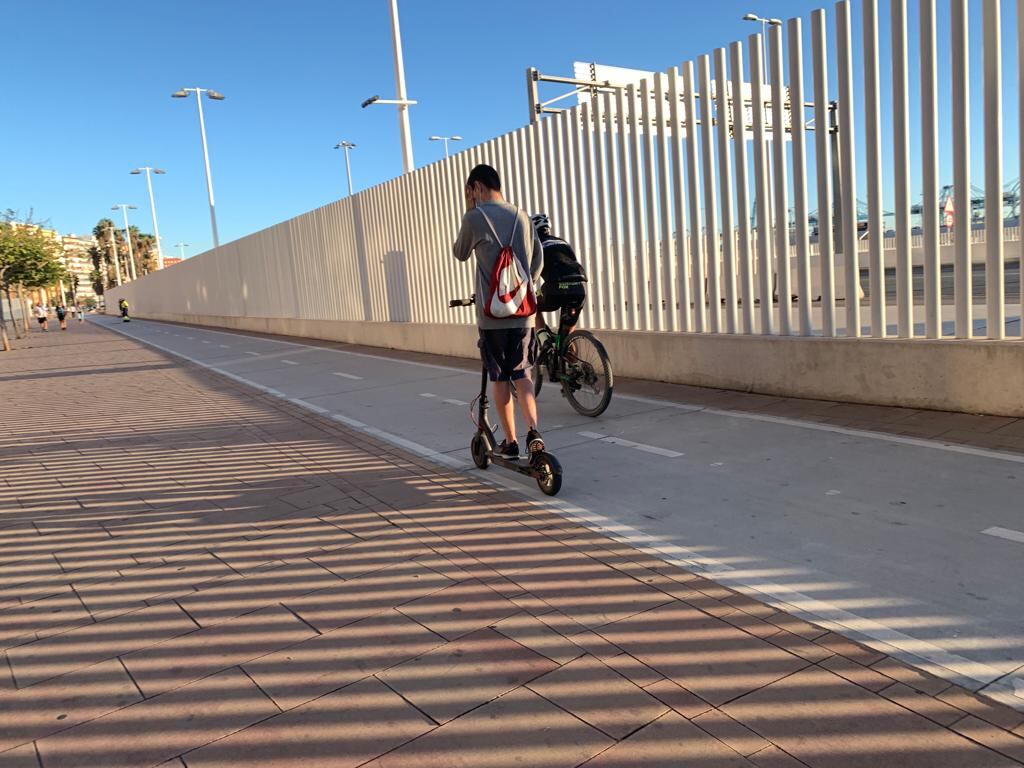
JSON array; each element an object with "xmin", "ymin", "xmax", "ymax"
[{"xmin": 464, "ymin": 184, "xmax": 476, "ymax": 211}]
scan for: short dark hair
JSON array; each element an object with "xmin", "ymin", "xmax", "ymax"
[{"xmin": 467, "ymin": 164, "xmax": 501, "ymax": 192}]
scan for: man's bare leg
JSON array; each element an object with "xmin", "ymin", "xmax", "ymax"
[{"xmin": 493, "ymin": 381, "xmax": 517, "ymax": 446}]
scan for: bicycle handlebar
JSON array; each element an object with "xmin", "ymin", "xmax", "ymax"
[{"xmin": 449, "ymin": 295, "xmax": 475, "ymax": 308}]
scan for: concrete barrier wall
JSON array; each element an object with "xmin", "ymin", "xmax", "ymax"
[{"xmin": 109, "ymin": 308, "xmax": 1024, "ymax": 417}]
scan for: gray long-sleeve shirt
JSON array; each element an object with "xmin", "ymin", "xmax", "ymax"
[{"xmin": 453, "ymin": 201, "xmax": 544, "ymax": 330}]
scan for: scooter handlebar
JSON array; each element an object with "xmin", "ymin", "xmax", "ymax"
[{"xmin": 449, "ymin": 295, "xmax": 476, "ymax": 308}]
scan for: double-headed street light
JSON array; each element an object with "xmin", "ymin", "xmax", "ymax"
[
  {"xmin": 174, "ymin": 242, "xmax": 189, "ymax": 260},
  {"xmin": 130, "ymin": 167, "xmax": 165, "ymax": 270},
  {"xmin": 111, "ymin": 204, "xmax": 138, "ymax": 281},
  {"xmin": 361, "ymin": 0, "xmax": 417, "ymax": 173},
  {"xmin": 429, "ymin": 135, "xmax": 462, "ymax": 159},
  {"xmin": 172, "ymin": 87, "xmax": 225, "ymax": 248},
  {"xmin": 333, "ymin": 140, "xmax": 356, "ymax": 196},
  {"xmin": 742, "ymin": 13, "xmax": 782, "ymax": 76}
]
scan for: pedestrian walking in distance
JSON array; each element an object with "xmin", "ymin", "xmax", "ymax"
[
  {"xmin": 78, "ymin": 303, "xmax": 85, "ymax": 323},
  {"xmin": 33, "ymin": 303, "xmax": 49, "ymax": 332},
  {"xmin": 55, "ymin": 305, "xmax": 67, "ymax": 330}
]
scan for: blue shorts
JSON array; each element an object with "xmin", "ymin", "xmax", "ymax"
[{"xmin": 478, "ymin": 328, "xmax": 537, "ymax": 383}]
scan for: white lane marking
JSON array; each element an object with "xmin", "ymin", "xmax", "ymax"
[
  {"xmin": 201, "ymin": 340, "xmax": 211, "ymax": 344},
  {"xmin": 219, "ymin": 344, "xmax": 230, "ymax": 349},
  {"xmin": 244, "ymin": 351, "xmax": 261, "ymax": 356},
  {"xmin": 826, "ymin": 489, "xmax": 842, "ymax": 496},
  {"xmin": 123, "ymin": 320, "xmax": 1024, "ymax": 465},
  {"xmin": 419, "ymin": 393, "xmax": 437, "ymax": 398},
  {"xmin": 442, "ymin": 398, "xmax": 469, "ymax": 406},
  {"xmin": 333, "ymin": 372, "xmax": 363, "ymax": 380},
  {"xmin": 578, "ymin": 431, "xmax": 683, "ymax": 458},
  {"xmin": 281, "ymin": 359, "xmax": 298, "ymax": 365},
  {"xmin": 982, "ymin": 526, "xmax": 1024, "ymax": 545}
]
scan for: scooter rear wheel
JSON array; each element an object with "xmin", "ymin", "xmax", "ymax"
[
  {"xmin": 532, "ymin": 452, "xmax": 562, "ymax": 496},
  {"xmin": 470, "ymin": 433, "xmax": 491, "ymax": 469}
]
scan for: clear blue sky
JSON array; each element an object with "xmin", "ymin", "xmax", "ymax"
[{"xmin": 2, "ymin": 0, "xmax": 1018, "ymax": 255}]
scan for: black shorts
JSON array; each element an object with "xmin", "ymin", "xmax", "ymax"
[
  {"xmin": 537, "ymin": 283, "xmax": 586, "ymax": 333},
  {"xmin": 36, "ymin": 317, "xmax": 46, "ymax": 325},
  {"xmin": 478, "ymin": 328, "xmax": 537, "ymax": 383}
]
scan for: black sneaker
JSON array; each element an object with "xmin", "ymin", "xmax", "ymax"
[
  {"xmin": 497, "ymin": 439, "xmax": 519, "ymax": 458},
  {"xmin": 526, "ymin": 428, "xmax": 545, "ymax": 455}
]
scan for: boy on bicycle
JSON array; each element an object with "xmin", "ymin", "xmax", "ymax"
[
  {"xmin": 453, "ymin": 164, "xmax": 546, "ymax": 458},
  {"xmin": 530, "ymin": 213, "xmax": 587, "ymax": 338}
]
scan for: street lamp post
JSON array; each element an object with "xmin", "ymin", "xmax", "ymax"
[
  {"xmin": 175, "ymin": 242, "xmax": 189, "ymax": 260},
  {"xmin": 742, "ymin": 13, "xmax": 782, "ymax": 81},
  {"xmin": 361, "ymin": 0, "xmax": 417, "ymax": 173},
  {"xmin": 429, "ymin": 135, "xmax": 462, "ymax": 159},
  {"xmin": 333, "ymin": 141, "xmax": 356, "ymax": 196},
  {"xmin": 131, "ymin": 166, "xmax": 166, "ymax": 269},
  {"xmin": 112, "ymin": 205, "xmax": 138, "ymax": 281},
  {"xmin": 171, "ymin": 87, "xmax": 225, "ymax": 248}
]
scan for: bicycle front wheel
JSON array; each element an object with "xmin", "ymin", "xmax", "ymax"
[{"xmin": 561, "ymin": 330, "xmax": 613, "ymax": 417}]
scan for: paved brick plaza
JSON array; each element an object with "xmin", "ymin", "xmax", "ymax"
[{"xmin": 1, "ymin": 322, "xmax": 1023, "ymax": 767}]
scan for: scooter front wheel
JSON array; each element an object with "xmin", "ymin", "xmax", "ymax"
[
  {"xmin": 532, "ymin": 452, "xmax": 562, "ymax": 496},
  {"xmin": 470, "ymin": 433, "xmax": 491, "ymax": 469}
]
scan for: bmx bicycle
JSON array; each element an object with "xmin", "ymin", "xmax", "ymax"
[{"xmin": 449, "ymin": 296, "xmax": 563, "ymax": 496}]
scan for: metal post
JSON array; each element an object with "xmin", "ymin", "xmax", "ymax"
[
  {"xmin": 344, "ymin": 145, "xmax": 354, "ymax": 196},
  {"xmin": 921, "ymin": 0, "xmax": 941, "ymax": 338},
  {"xmin": 892, "ymin": 0, "xmax": 912, "ymax": 338},
  {"xmin": 194, "ymin": 90, "xmax": 220, "ymax": 248},
  {"xmin": 984, "ymin": 0, "xmax": 1004, "ymax": 339},
  {"xmin": 143, "ymin": 169, "xmax": 164, "ymax": 270},
  {"xmin": 951, "ymin": 0, "xmax": 972, "ymax": 338},
  {"xmin": 389, "ymin": 0, "xmax": 415, "ymax": 173},
  {"xmin": 863, "ymin": 0, "xmax": 885, "ymax": 336},
  {"xmin": 526, "ymin": 68, "xmax": 540, "ymax": 124}
]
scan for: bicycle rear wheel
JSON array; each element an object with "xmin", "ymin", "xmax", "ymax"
[{"xmin": 561, "ymin": 330, "xmax": 613, "ymax": 417}]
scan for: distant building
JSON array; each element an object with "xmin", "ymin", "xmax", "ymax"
[
  {"xmin": 60, "ymin": 233, "xmax": 98, "ymax": 304},
  {"xmin": 162, "ymin": 256, "xmax": 183, "ymax": 267}
]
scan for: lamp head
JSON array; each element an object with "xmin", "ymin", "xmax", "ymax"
[
  {"xmin": 207, "ymin": 90, "xmax": 225, "ymax": 100},
  {"xmin": 154, "ymin": 169, "xmax": 166, "ymax": 174},
  {"xmin": 130, "ymin": 169, "xmax": 142, "ymax": 175},
  {"xmin": 429, "ymin": 136, "xmax": 441, "ymax": 141},
  {"xmin": 451, "ymin": 136, "xmax": 463, "ymax": 141},
  {"xmin": 768, "ymin": 17, "xmax": 783, "ymax": 25},
  {"xmin": 171, "ymin": 89, "xmax": 188, "ymax": 98},
  {"xmin": 361, "ymin": 95, "xmax": 380, "ymax": 108}
]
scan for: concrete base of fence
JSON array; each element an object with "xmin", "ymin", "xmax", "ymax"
[{"xmin": 120, "ymin": 311, "xmax": 1024, "ymax": 418}]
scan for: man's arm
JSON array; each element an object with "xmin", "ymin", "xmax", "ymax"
[{"xmin": 452, "ymin": 211, "xmax": 477, "ymax": 263}]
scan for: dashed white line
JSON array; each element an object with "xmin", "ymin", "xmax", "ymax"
[
  {"xmin": 244, "ymin": 351, "xmax": 260, "ymax": 356},
  {"xmin": 442, "ymin": 398, "xmax": 469, "ymax": 406},
  {"xmin": 201, "ymin": 340, "xmax": 211, "ymax": 344},
  {"xmin": 419, "ymin": 393, "xmax": 437, "ymax": 398},
  {"xmin": 982, "ymin": 526, "xmax": 1024, "ymax": 545},
  {"xmin": 333, "ymin": 372, "xmax": 363, "ymax": 380},
  {"xmin": 281, "ymin": 359, "xmax": 298, "ymax": 365},
  {"xmin": 219, "ymin": 344, "xmax": 230, "ymax": 349},
  {"xmin": 577, "ymin": 431, "xmax": 683, "ymax": 458}
]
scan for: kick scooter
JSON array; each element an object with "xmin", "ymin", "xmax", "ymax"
[{"xmin": 449, "ymin": 296, "xmax": 563, "ymax": 496}]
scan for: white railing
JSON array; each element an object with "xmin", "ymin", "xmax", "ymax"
[{"xmin": 112, "ymin": 0, "xmax": 1022, "ymax": 342}]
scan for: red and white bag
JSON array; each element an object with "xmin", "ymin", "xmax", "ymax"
[{"xmin": 478, "ymin": 208, "xmax": 536, "ymax": 319}]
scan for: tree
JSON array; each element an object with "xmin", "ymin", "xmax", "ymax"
[
  {"xmin": 89, "ymin": 218, "xmax": 156, "ymax": 284},
  {"xmin": 0, "ymin": 214, "xmax": 68, "ymax": 351}
]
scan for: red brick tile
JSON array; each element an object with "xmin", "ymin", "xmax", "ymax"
[
  {"xmin": 184, "ymin": 677, "xmax": 434, "ymax": 768},
  {"xmin": 880, "ymin": 683, "xmax": 970, "ymax": 727},
  {"xmin": 367, "ymin": 687, "xmax": 611, "ymax": 768},
  {"xmin": 581, "ymin": 711, "xmax": 752, "ymax": 767},
  {"xmin": 243, "ymin": 609, "xmax": 444, "ymax": 709},
  {"xmin": 7, "ymin": 603, "xmax": 197, "ymax": 687},
  {"xmin": 284, "ymin": 560, "xmax": 452, "ymax": 633},
  {"xmin": 869, "ymin": 657, "xmax": 951, "ymax": 696},
  {"xmin": 0, "ymin": 659, "xmax": 140, "ymax": 753},
  {"xmin": 599, "ymin": 603, "xmax": 807, "ymax": 707},
  {"xmin": 121, "ymin": 604, "xmax": 314, "ymax": 697},
  {"xmin": 938, "ymin": 686, "xmax": 1024, "ymax": 732},
  {"xmin": 766, "ymin": 629, "xmax": 834, "ymax": 663},
  {"xmin": 0, "ymin": 592, "xmax": 92, "ymax": 651},
  {"xmin": 952, "ymin": 716, "xmax": 1024, "ymax": 763},
  {"xmin": 603, "ymin": 653, "xmax": 665, "ymax": 688},
  {"xmin": 491, "ymin": 612, "xmax": 585, "ymax": 665},
  {"xmin": 643, "ymin": 679, "xmax": 713, "ymax": 719},
  {"xmin": 749, "ymin": 745, "xmax": 808, "ymax": 768},
  {"xmin": 378, "ymin": 628, "xmax": 558, "ymax": 724},
  {"xmin": 396, "ymin": 579, "xmax": 520, "ymax": 640},
  {"xmin": 813, "ymin": 631, "xmax": 886, "ymax": 666},
  {"xmin": 35, "ymin": 667, "xmax": 278, "ymax": 768},
  {"xmin": 820, "ymin": 654, "xmax": 893, "ymax": 693},
  {"xmin": 527, "ymin": 654, "xmax": 668, "ymax": 738},
  {"xmin": 0, "ymin": 743, "xmax": 40, "ymax": 768},
  {"xmin": 510, "ymin": 556, "xmax": 671, "ymax": 629},
  {"xmin": 766, "ymin": 614, "xmax": 827, "ymax": 641},
  {"xmin": 723, "ymin": 666, "xmax": 1018, "ymax": 768},
  {"xmin": 693, "ymin": 709, "xmax": 770, "ymax": 756}
]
